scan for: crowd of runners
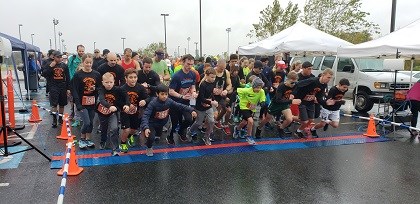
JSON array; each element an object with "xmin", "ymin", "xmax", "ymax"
[{"xmin": 40, "ymin": 44, "xmax": 350, "ymax": 156}]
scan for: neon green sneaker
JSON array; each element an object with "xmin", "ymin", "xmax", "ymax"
[
  {"xmin": 127, "ymin": 135, "xmax": 135, "ymax": 147},
  {"xmin": 119, "ymin": 143, "xmax": 129, "ymax": 153}
]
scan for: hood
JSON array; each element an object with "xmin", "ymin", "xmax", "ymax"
[{"xmin": 359, "ymin": 71, "xmax": 418, "ymax": 83}]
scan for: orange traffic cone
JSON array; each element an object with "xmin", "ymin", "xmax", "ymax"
[
  {"xmin": 57, "ymin": 136, "xmax": 83, "ymax": 176},
  {"xmin": 364, "ymin": 114, "xmax": 379, "ymax": 137},
  {"xmin": 28, "ymin": 100, "xmax": 42, "ymax": 123},
  {"xmin": 56, "ymin": 114, "xmax": 75, "ymax": 140}
]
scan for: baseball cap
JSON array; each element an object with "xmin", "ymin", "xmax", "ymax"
[
  {"xmin": 302, "ymin": 61, "xmax": 313, "ymax": 68},
  {"xmin": 253, "ymin": 60, "xmax": 264, "ymax": 69},
  {"xmin": 276, "ymin": 60, "xmax": 287, "ymax": 69},
  {"xmin": 62, "ymin": 55, "xmax": 68, "ymax": 59},
  {"xmin": 52, "ymin": 51, "xmax": 62, "ymax": 57}
]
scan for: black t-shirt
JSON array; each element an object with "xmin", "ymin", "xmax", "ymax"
[
  {"xmin": 43, "ymin": 61, "xmax": 70, "ymax": 89},
  {"xmin": 92, "ymin": 57, "xmax": 103, "ymax": 71},
  {"xmin": 137, "ymin": 70, "xmax": 161, "ymax": 96},
  {"xmin": 97, "ymin": 63, "xmax": 126, "ymax": 86},
  {"xmin": 120, "ymin": 83, "xmax": 150, "ymax": 113},
  {"xmin": 323, "ymin": 86, "xmax": 347, "ymax": 111},
  {"xmin": 272, "ymin": 83, "xmax": 294, "ymax": 104},
  {"xmin": 96, "ymin": 86, "xmax": 129, "ymax": 116},
  {"xmin": 195, "ymin": 81, "xmax": 216, "ymax": 111},
  {"xmin": 292, "ymin": 77, "xmax": 328, "ymax": 106},
  {"xmin": 71, "ymin": 69, "xmax": 102, "ymax": 110}
]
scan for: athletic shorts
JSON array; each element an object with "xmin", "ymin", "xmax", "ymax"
[
  {"xmin": 268, "ymin": 102, "xmax": 290, "ymax": 116},
  {"xmin": 120, "ymin": 112, "xmax": 140, "ymax": 130},
  {"xmin": 299, "ymin": 103, "xmax": 315, "ymax": 121},
  {"xmin": 49, "ymin": 87, "xmax": 68, "ymax": 107},
  {"xmin": 320, "ymin": 108, "xmax": 340, "ymax": 122},
  {"xmin": 290, "ymin": 104, "xmax": 299, "ymax": 116},
  {"xmin": 240, "ymin": 109, "xmax": 254, "ymax": 120}
]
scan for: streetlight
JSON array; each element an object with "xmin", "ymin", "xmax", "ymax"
[
  {"xmin": 58, "ymin": 31, "xmax": 62, "ymax": 51},
  {"xmin": 177, "ymin": 46, "xmax": 180, "ymax": 57},
  {"xmin": 226, "ymin": 28, "xmax": 231, "ymax": 55},
  {"xmin": 194, "ymin": 42, "xmax": 198, "ymax": 58},
  {"xmin": 94, "ymin": 41, "xmax": 96, "ymax": 50},
  {"xmin": 199, "ymin": 0, "xmax": 202, "ymax": 57},
  {"xmin": 161, "ymin": 13, "xmax": 169, "ymax": 54},
  {"xmin": 187, "ymin": 37, "xmax": 191, "ymax": 54},
  {"xmin": 31, "ymin": 33, "xmax": 34, "ymax": 45},
  {"xmin": 53, "ymin": 18, "xmax": 59, "ymax": 50},
  {"xmin": 121, "ymin": 37, "xmax": 126, "ymax": 51},
  {"xmin": 61, "ymin": 39, "xmax": 65, "ymax": 52},
  {"xmin": 18, "ymin": 24, "xmax": 23, "ymax": 40}
]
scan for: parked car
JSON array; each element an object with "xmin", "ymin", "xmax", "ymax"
[{"xmin": 290, "ymin": 56, "xmax": 420, "ymax": 112}]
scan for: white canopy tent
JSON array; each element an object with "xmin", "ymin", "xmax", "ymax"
[
  {"xmin": 238, "ymin": 21, "xmax": 353, "ymax": 55},
  {"xmin": 338, "ymin": 18, "xmax": 420, "ymax": 58}
]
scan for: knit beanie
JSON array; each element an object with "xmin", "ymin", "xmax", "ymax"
[{"xmin": 252, "ymin": 77, "xmax": 264, "ymax": 88}]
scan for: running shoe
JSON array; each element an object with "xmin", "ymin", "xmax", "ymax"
[
  {"xmin": 310, "ymin": 129, "xmax": 319, "ymax": 138},
  {"xmin": 202, "ymin": 137, "xmax": 211, "ymax": 146},
  {"xmin": 246, "ymin": 136, "xmax": 256, "ymax": 145},
  {"xmin": 112, "ymin": 149, "xmax": 120, "ymax": 156},
  {"xmin": 277, "ymin": 127, "xmax": 285, "ymax": 138},
  {"xmin": 166, "ymin": 137, "xmax": 175, "ymax": 145},
  {"xmin": 233, "ymin": 116, "xmax": 240, "ymax": 123},
  {"xmin": 323, "ymin": 124, "xmax": 329, "ymax": 131},
  {"xmin": 146, "ymin": 148, "xmax": 153, "ymax": 157},
  {"xmin": 119, "ymin": 143, "xmax": 129, "ymax": 153},
  {"xmin": 233, "ymin": 126, "xmax": 240, "ymax": 139},
  {"xmin": 294, "ymin": 130, "xmax": 305, "ymax": 139},
  {"xmin": 284, "ymin": 127, "xmax": 292, "ymax": 134},
  {"xmin": 214, "ymin": 121, "xmax": 223, "ymax": 129},
  {"xmin": 100, "ymin": 141, "xmax": 106, "ymax": 150},
  {"xmin": 127, "ymin": 135, "xmax": 136, "ymax": 147},
  {"xmin": 86, "ymin": 140, "xmax": 95, "ymax": 147},
  {"xmin": 223, "ymin": 125, "xmax": 232, "ymax": 135},
  {"xmin": 154, "ymin": 136, "xmax": 161, "ymax": 142},
  {"xmin": 240, "ymin": 129, "xmax": 247, "ymax": 139},
  {"xmin": 78, "ymin": 139, "xmax": 87, "ymax": 149}
]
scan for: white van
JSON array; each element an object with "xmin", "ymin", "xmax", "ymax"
[{"xmin": 290, "ymin": 56, "xmax": 420, "ymax": 112}]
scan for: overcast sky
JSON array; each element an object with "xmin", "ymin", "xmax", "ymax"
[{"xmin": 1, "ymin": 0, "xmax": 420, "ymax": 56}]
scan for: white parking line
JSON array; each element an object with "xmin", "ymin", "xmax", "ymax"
[{"xmin": 0, "ymin": 183, "xmax": 10, "ymax": 187}]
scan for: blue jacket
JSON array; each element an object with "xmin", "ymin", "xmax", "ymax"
[{"xmin": 141, "ymin": 97, "xmax": 193, "ymax": 130}]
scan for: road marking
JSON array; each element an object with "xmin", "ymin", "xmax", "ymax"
[
  {"xmin": 0, "ymin": 183, "xmax": 10, "ymax": 187},
  {"xmin": 0, "ymin": 156, "xmax": 13, "ymax": 164}
]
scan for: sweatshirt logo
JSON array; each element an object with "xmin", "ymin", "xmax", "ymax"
[
  {"xmin": 154, "ymin": 109, "xmax": 169, "ymax": 119},
  {"xmin": 105, "ymin": 94, "xmax": 116, "ymax": 105},
  {"xmin": 127, "ymin": 91, "xmax": 138, "ymax": 105},
  {"xmin": 83, "ymin": 77, "xmax": 96, "ymax": 94},
  {"xmin": 53, "ymin": 68, "xmax": 64, "ymax": 80}
]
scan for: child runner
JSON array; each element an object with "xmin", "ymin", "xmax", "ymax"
[
  {"xmin": 233, "ymin": 77, "xmax": 266, "ymax": 144},
  {"xmin": 97, "ymin": 73, "xmax": 130, "ymax": 155},
  {"xmin": 255, "ymin": 72, "xmax": 301, "ymax": 138},
  {"xmin": 187, "ymin": 68, "xmax": 218, "ymax": 145},
  {"xmin": 141, "ymin": 84, "xmax": 197, "ymax": 156},
  {"xmin": 72, "ymin": 53, "xmax": 102, "ymax": 149},
  {"xmin": 120, "ymin": 68, "xmax": 149, "ymax": 151},
  {"xmin": 310, "ymin": 78, "xmax": 349, "ymax": 136}
]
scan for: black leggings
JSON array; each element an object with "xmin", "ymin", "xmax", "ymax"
[
  {"xmin": 169, "ymin": 107, "xmax": 193, "ymax": 140},
  {"xmin": 410, "ymin": 100, "xmax": 420, "ymax": 128}
]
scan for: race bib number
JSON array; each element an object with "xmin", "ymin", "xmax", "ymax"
[
  {"xmin": 127, "ymin": 106, "xmax": 138, "ymax": 115},
  {"xmin": 246, "ymin": 102, "xmax": 256, "ymax": 110},
  {"xmin": 179, "ymin": 87, "xmax": 191, "ymax": 95},
  {"xmin": 154, "ymin": 109, "xmax": 169, "ymax": 119},
  {"xmin": 97, "ymin": 103, "xmax": 112, "ymax": 115},
  {"xmin": 303, "ymin": 95, "xmax": 315, "ymax": 101},
  {"xmin": 82, "ymin": 96, "xmax": 95, "ymax": 106}
]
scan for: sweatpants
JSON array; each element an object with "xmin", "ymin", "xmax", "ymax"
[
  {"xmin": 190, "ymin": 108, "xmax": 214, "ymax": 139},
  {"xmin": 99, "ymin": 113, "xmax": 119, "ymax": 150}
]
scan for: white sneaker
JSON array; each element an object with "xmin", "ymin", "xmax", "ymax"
[
  {"xmin": 246, "ymin": 136, "xmax": 256, "ymax": 145},
  {"xmin": 146, "ymin": 148, "xmax": 153, "ymax": 157}
]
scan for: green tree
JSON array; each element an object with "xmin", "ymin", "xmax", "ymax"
[
  {"xmin": 247, "ymin": 0, "xmax": 300, "ymax": 40},
  {"xmin": 302, "ymin": 0, "xmax": 379, "ymax": 44},
  {"xmin": 138, "ymin": 42, "xmax": 165, "ymax": 58}
]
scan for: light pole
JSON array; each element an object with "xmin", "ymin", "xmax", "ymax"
[
  {"xmin": 194, "ymin": 42, "xmax": 198, "ymax": 58},
  {"xmin": 58, "ymin": 32, "xmax": 62, "ymax": 51},
  {"xmin": 49, "ymin": 39, "xmax": 52, "ymax": 49},
  {"xmin": 161, "ymin": 13, "xmax": 169, "ymax": 54},
  {"xmin": 61, "ymin": 39, "xmax": 65, "ymax": 52},
  {"xmin": 121, "ymin": 37, "xmax": 126, "ymax": 51},
  {"xmin": 94, "ymin": 41, "xmax": 96, "ymax": 50},
  {"xmin": 226, "ymin": 28, "xmax": 231, "ymax": 55},
  {"xmin": 177, "ymin": 46, "xmax": 180, "ymax": 57},
  {"xmin": 31, "ymin": 33, "xmax": 34, "ymax": 45},
  {"xmin": 53, "ymin": 18, "xmax": 59, "ymax": 50},
  {"xmin": 199, "ymin": 0, "xmax": 202, "ymax": 57},
  {"xmin": 187, "ymin": 37, "xmax": 191, "ymax": 54},
  {"xmin": 18, "ymin": 24, "xmax": 23, "ymax": 40}
]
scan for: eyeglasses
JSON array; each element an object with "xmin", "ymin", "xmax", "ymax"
[
  {"xmin": 94, "ymin": 52, "xmax": 99, "ymax": 53},
  {"xmin": 55, "ymin": 56, "xmax": 62, "ymax": 58}
]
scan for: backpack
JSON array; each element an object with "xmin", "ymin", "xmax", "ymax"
[{"xmin": 69, "ymin": 54, "xmax": 77, "ymax": 67}]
